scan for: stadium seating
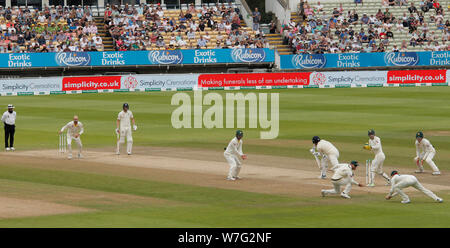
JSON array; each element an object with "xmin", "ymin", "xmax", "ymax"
[
  {"xmin": 288, "ymin": 0, "xmax": 449, "ymax": 53},
  {"xmin": 103, "ymin": 3, "xmax": 269, "ymax": 51},
  {"xmin": 0, "ymin": 3, "xmax": 269, "ymax": 53},
  {"xmin": 0, "ymin": 5, "xmax": 104, "ymax": 52}
]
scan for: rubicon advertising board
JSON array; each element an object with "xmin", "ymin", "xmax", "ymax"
[
  {"xmin": 0, "ymin": 49, "xmax": 275, "ymax": 69},
  {"xmin": 280, "ymin": 51, "xmax": 450, "ymax": 69}
]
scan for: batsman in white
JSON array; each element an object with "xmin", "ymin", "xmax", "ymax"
[
  {"xmin": 58, "ymin": 115, "xmax": 84, "ymax": 159},
  {"xmin": 116, "ymin": 103, "xmax": 137, "ymax": 155},
  {"xmin": 224, "ymin": 130, "xmax": 247, "ymax": 181},
  {"xmin": 311, "ymin": 136, "xmax": 340, "ymax": 179},
  {"xmin": 385, "ymin": 170, "xmax": 443, "ymax": 204},
  {"xmin": 321, "ymin": 161, "xmax": 363, "ymax": 199},
  {"xmin": 363, "ymin": 129, "xmax": 391, "ymax": 186},
  {"xmin": 414, "ymin": 131, "xmax": 441, "ymax": 175}
]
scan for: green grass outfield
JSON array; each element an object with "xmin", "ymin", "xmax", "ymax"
[{"xmin": 0, "ymin": 86, "xmax": 449, "ymax": 227}]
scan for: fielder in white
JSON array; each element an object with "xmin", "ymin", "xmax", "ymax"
[
  {"xmin": 311, "ymin": 136, "xmax": 340, "ymax": 179},
  {"xmin": 385, "ymin": 170, "xmax": 443, "ymax": 204},
  {"xmin": 224, "ymin": 130, "xmax": 247, "ymax": 181},
  {"xmin": 59, "ymin": 115, "xmax": 84, "ymax": 159},
  {"xmin": 414, "ymin": 131, "xmax": 440, "ymax": 175},
  {"xmin": 321, "ymin": 161, "xmax": 363, "ymax": 199},
  {"xmin": 116, "ymin": 103, "xmax": 137, "ymax": 155},
  {"xmin": 363, "ymin": 129, "xmax": 391, "ymax": 186}
]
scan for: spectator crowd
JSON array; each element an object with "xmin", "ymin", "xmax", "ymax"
[
  {"xmin": 104, "ymin": 3, "xmax": 269, "ymax": 51},
  {"xmin": 286, "ymin": 0, "xmax": 449, "ymax": 54},
  {"xmin": 0, "ymin": 5, "xmax": 104, "ymax": 53},
  {"xmin": 0, "ymin": 2, "xmax": 271, "ymax": 54}
]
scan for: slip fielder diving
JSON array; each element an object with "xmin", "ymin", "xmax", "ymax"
[
  {"xmin": 414, "ymin": 131, "xmax": 441, "ymax": 175},
  {"xmin": 321, "ymin": 161, "xmax": 363, "ymax": 199},
  {"xmin": 224, "ymin": 130, "xmax": 247, "ymax": 181},
  {"xmin": 385, "ymin": 170, "xmax": 443, "ymax": 204},
  {"xmin": 59, "ymin": 115, "xmax": 84, "ymax": 159},
  {"xmin": 363, "ymin": 129, "xmax": 391, "ymax": 186},
  {"xmin": 311, "ymin": 136, "xmax": 340, "ymax": 179},
  {"xmin": 116, "ymin": 103, "xmax": 137, "ymax": 155}
]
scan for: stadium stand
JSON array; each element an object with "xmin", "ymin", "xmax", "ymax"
[
  {"xmin": 287, "ymin": 0, "xmax": 449, "ymax": 54},
  {"xmin": 0, "ymin": 5, "xmax": 104, "ymax": 52},
  {"xmin": 103, "ymin": 2, "xmax": 269, "ymax": 51},
  {"xmin": 0, "ymin": 2, "xmax": 272, "ymax": 53}
]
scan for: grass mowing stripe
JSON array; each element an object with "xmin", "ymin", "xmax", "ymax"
[
  {"xmin": 0, "ymin": 193, "xmax": 449, "ymax": 227},
  {"xmin": 0, "ymin": 165, "xmax": 294, "ymax": 206}
]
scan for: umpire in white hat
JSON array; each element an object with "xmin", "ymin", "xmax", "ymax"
[{"xmin": 1, "ymin": 104, "xmax": 16, "ymax": 151}]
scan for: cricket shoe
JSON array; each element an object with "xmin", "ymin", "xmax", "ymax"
[
  {"xmin": 415, "ymin": 168, "xmax": 424, "ymax": 173},
  {"xmin": 436, "ymin": 198, "xmax": 443, "ymax": 203},
  {"xmin": 116, "ymin": 151, "xmax": 120, "ymax": 155},
  {"xmin": 5, "ymin": 147, "xmax": 10, "ymax": 151},
  {"xmin": 340, "ymin": 193, "xmax": 351, "ymax": 199},
  {"xmin": 367, "ymin": 183, "xmax": 376, "ymax": 187},
  {"xmin": 318, "ymin": 174, "xmax": 326, "ymax": 179},
  {"xmin": 226, "ymin": 177, "xmax": 236, "ymax": 181},
  {"xmin": 68, "ymin": 154, "xmax": 73, "ymax": 160},
  {"xmin": 234, "ymin": 176, "xmax": 241, "ymax": 180},
  {"xmin": 127, "ymin": 152, "xmax": 132, "ymax": 155},
  {"xmin": 432, "ymin": 171, "xmax": 441, "ymax": 176},
  {"xmin": 10, "ymin": 147, "xmax": 15, "ymax": 151},
  {"xmin": 401, "ymin": 200, "xmax": 411, "ymax": 204},
  {"xmin": 321, "ymin": 190, "xmax": 326, "ymax": 197}
]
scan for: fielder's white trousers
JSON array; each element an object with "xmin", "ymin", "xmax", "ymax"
[
  {"xmin": 67, "ymin": 135, "xmax": 82, "ymax": 155},
  {"xmin": 392, "ymin": 178, "xmax": 439, "ymax": 202},
  {"xmin": 117, "ymin": 127, "xmax": 133, "ymax": 154},
  {"xmin": 321, "ymin": 152, "xmax": 339, "ymax": 176},
  {"xmin": 224, "ymin": 152, "xmax": 241, "ymax": 179},
  {"xmin": 415, "ymin": 151, "xmax": 439, "ymax": 172},
  {"xmin": 322, "ymin": 177, "xmax": 352, "ymax": 196}
]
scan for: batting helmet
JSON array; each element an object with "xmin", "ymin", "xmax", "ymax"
[
  {"xmin": 350, "ymin": 160, "xmax": 359, "ymax": 167},
  {"xmin": 391, "ymin": 170, "xmax": 399, "ymax": 176},
  {"xmin": 123, "ymin": 103, "xmax": 129, "ymax": 109},
  {"xmin": 416, "ymin": 131, "xmax": 424, "ymax": 139},
  {"xmin": 312, "ymin": 136, "xmax": 321, "ymax": 144},
  {"xmin": 368, "ymin": 129, "xmax": 375, "ymax": 136},
  {"xmin": 236, "ymin": 130, "xmax": 244, "ymax": 139}
]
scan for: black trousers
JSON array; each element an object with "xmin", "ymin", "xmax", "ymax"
[{"xmin": 4, "ymin": 124, "xmax": 15, "ymax": 148}]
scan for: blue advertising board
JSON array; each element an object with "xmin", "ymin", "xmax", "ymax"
[
  {"xmin": 0, "ymin": 48, "xmax": 275, "ymax": 68},
  {"xmin": 280, "ymin": 51, "xmax": 450, "ymax": 69}
]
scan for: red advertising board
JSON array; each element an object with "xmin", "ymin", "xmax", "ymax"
[
  {"xmin": 387, "ymin": 70, "xmax": 447, "ymax": 84},
  {"xmin": 62, "ymin": 76, "xmax": 121, "ymax": 91},
  {"xmin": 198, "ymin": 72, "xmax": 311, "ymax": 88}
]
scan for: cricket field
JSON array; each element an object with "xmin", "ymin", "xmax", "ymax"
[{"xmin": 0, "ymin": 86, "xmax": 449, "ymax": 227}]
